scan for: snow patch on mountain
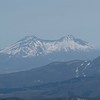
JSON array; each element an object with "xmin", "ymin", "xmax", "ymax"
[{"xmin": 75, "ymin": 61, "xmax": 91, "ymax": 78}]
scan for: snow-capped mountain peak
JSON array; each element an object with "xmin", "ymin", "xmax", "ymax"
[
  {"xmin": 0, "ymin": 35, "xmax": 93, "ymax": 58},
  {"xmin": 60, "ymin": 35, "xmax": 74, "ymax": 40}
]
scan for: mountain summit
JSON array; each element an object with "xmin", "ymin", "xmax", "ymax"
[{"xmin": 0, "ymin": 35, "xmax": 92, "ymax": 58}]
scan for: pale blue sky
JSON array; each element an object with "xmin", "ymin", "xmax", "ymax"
[{"xmin": 0, "ymin": 0, "xmax": 100, "ymax": 49}]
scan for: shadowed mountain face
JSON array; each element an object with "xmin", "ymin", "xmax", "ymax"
[{"xmin": 0, "ymin": 35, "xmax": 99, "ymax": 74}]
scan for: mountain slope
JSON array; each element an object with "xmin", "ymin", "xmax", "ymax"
[
  {"xmin": 0, "ymin": 56, "xmax": 100, "ymax": 88},
  {"xmin": 1, "ymin": 76, "xmax": 100, "ymax": 99},
  {"xmin": 0, "ymin": 60, "xmax": 87, "ymax": 88}
]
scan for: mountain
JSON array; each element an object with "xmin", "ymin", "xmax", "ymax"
[
  {"xmin": 0, "ymin": 60, "xmax": 87, "ymax": 88},
  {"xmin": 0, "ymin": 35, "xmax": 92, "ymax": 58},
  {"xmin": 0, "ymin": 35, "xmax": 99, "ymax": 74},
  {"xmin": 0, "ymin": 56, "xmax": 100, "ymax": 88}
]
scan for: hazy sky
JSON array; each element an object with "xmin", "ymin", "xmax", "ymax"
[{"xmin": 0, "ymin": 0, "xmax": 100, "ymax": 49}]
